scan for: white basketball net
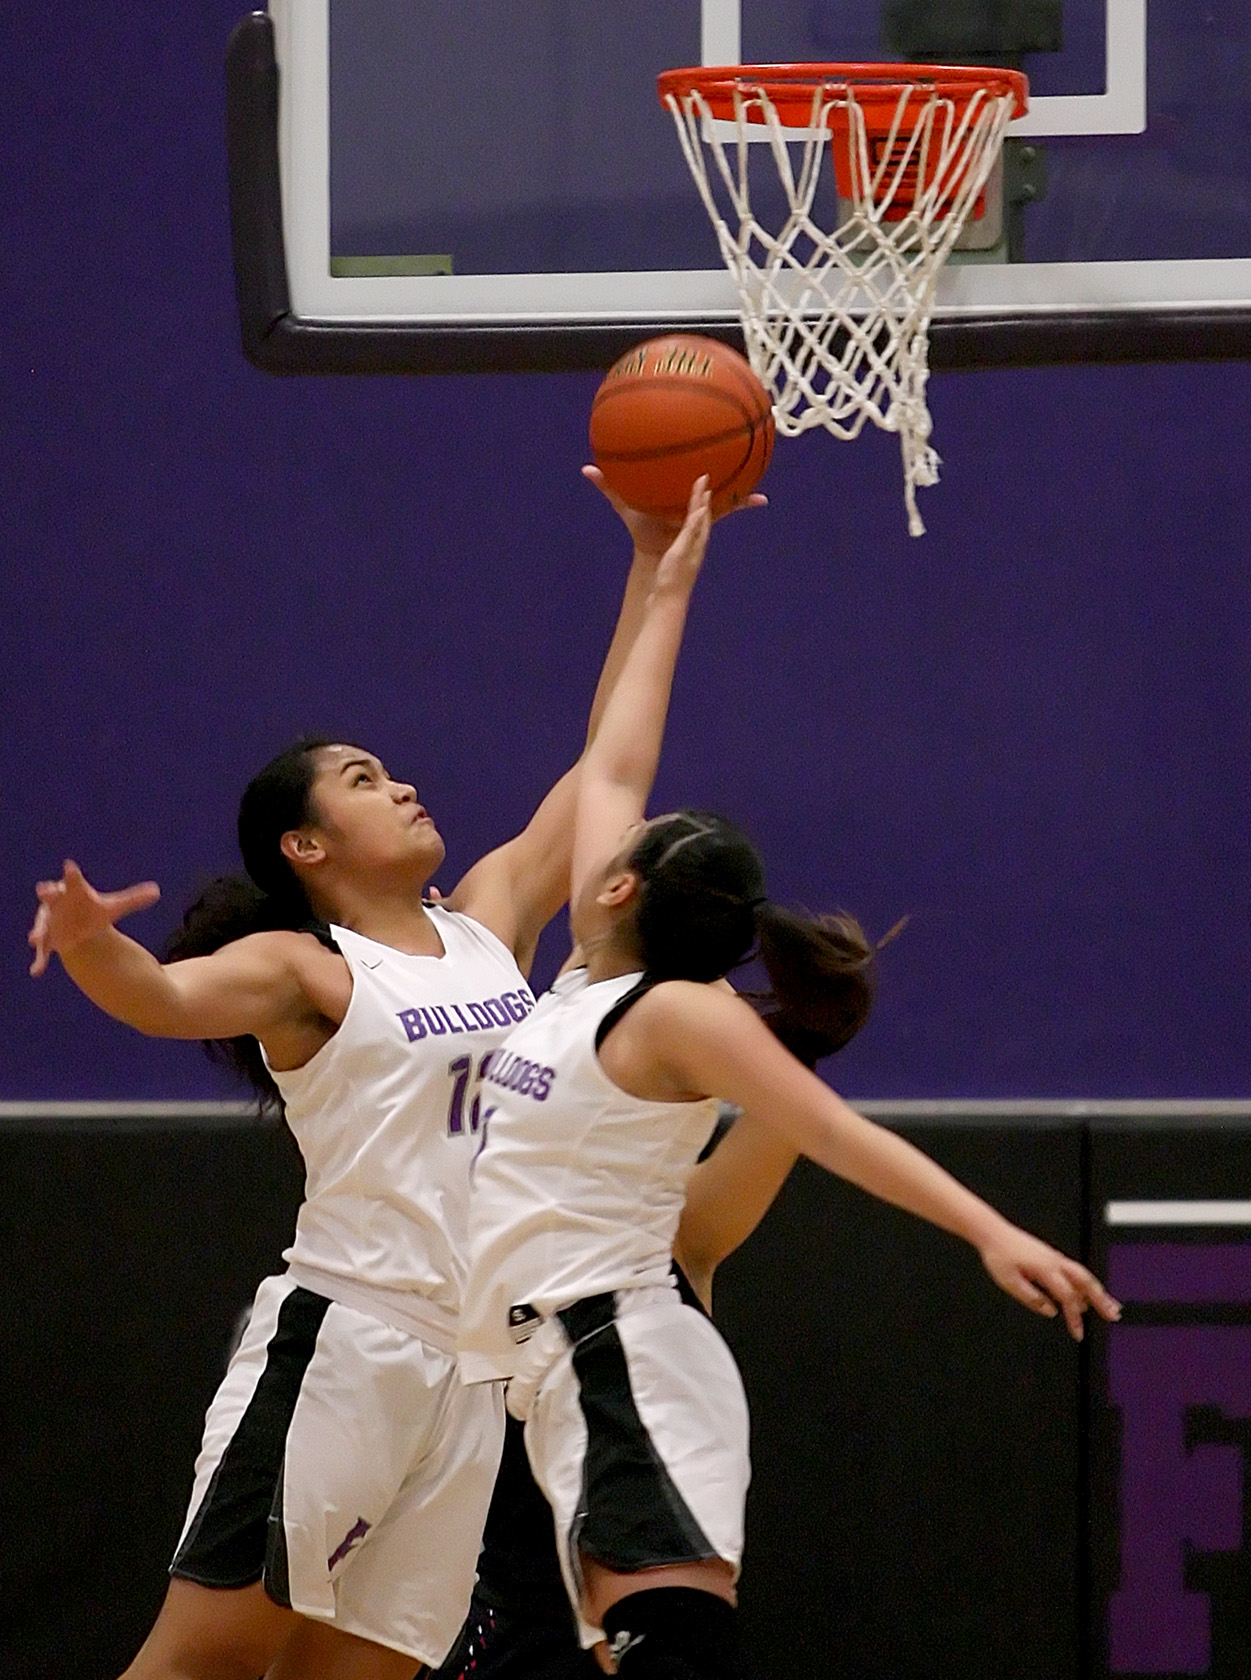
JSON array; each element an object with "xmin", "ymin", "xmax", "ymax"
[{"xmin": 665, "ymin": 78, "xmax": 1019, "ymax": 535}]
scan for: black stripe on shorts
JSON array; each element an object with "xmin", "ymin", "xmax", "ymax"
[
  {"xmin": 171, "ymin": 1285, "xmax": 330, "ymax": 1595},
  {"xmin": 559, "ymin": 1295, "xmax": 716, "ymax": 1573}
]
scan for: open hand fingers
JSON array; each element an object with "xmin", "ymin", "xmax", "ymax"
[
  {"xmin": 713, "ymin": 490, "xmax": 768, "ymax": 523},
  {"xmin": 1017, "ymin": 1260, "xmax": 1123, "ymax": 1341},
  {"xmin": 681, "ymin": 473, "xmax": 712, "ymax": 528},
  {"xmin": 1003, "ymin": 1268, "xmax": 1061, "ymax": 1324},
  {"xmin": 984, "ymin": 1234, "xmax": 1122, "ymax": 1342},
  {"xmin": 1083, "ymin": 1272, "xmax": 1123, "ymax": 1324},
  {"xmin": 673, "ymin": 477, "xmax": 712, "ymax": 564},
  {"xmin": 28, "ymin": 863, "xmax": 160, "ymax": 975},
  {"xmin": 102, "ymin": 881, "xmax": 161, "ymax": 918},
  {"xmin": 581, "ymin": 463, "xmax": 624, "ymax": 511},
  {"xmin": 1056, "ymin": 1260, "xmax": 1122, "ymax": 1328},
  {"xmin": 28, "ymin": 903, "xmax": 51, "ymax": 977}
]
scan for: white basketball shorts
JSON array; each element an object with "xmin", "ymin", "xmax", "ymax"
[
  {"xmin": 171, "ymin": 1273, "xmax": 504, "ymax": 1667},
  {"xmin": 518, "ymin": 1285, "xmax": 751, "ymax": 1645}
]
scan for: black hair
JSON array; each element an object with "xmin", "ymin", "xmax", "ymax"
[
  {"xmin": 626, "ymin": 810, "xmax": 875, "ymax": 1061},
  {"xmin": 163, "ymin": 737, "xmax": 345, "ymax": 1111}
]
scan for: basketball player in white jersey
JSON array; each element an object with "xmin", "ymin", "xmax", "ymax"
[
  {"xmin": 460, "ymin": 480, "xmax": 1122, "ymax": 1680},
  {"xmin": 434, "ymin": 1091, "xmax": 810, "ymax": 1680},
  {"xmin": 26, "ymin": 475, "xmax": 736, "ymax": 1680}
]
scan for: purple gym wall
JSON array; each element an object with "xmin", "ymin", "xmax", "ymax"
[{"xmin": 3, "ymin": 2, "xmax": 1250, "ymax": 1102}]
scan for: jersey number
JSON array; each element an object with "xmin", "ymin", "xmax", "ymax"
[{"xmin": 446, "ymin": 1053, "xmax": 493, "ymax": 1137}]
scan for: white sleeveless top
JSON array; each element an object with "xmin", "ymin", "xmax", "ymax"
[
  {"xmin": 270, "ymin": 906, "xmax": 534, "ymax": 1351},
  {"xmin": 459, "ymin": 967, "xmax": 721, "ymax": 1381}
]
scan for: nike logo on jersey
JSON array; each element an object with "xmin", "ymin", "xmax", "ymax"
[
  {"xmin": 609, "ymin": 1630, "xmax": 647, "ymax": 1662},
  {"xmin": 361, "ymin": 958, "xmax": 383, "ymax": 970}
]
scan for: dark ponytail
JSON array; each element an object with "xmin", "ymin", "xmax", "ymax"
[
  {"xmin": 627, "ymin": 810, "xmax": 876, "ymax": 1062},
  {"xmin": 163, "ymin": 738, "xmax": 342, "ymax": 1110},
  {"xmin": 753, "ymin": 903, "xmax": 874, "ymax": 1059}
]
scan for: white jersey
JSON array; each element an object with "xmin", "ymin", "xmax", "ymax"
[
  {"xmin": 459, "ymin": 967, "xmax": 721, "ymax": 1382},
  {"xmin": 271, "ymin": 906, "xmax": 534, "ymax": 1348}
]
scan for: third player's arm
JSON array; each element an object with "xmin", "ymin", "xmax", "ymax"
[
  {"xmin": 58, "ymin": 928, "xmax": 328, "ymax": 1040},
  {"xmin": 570, "ymin": 479, "xmax": 711, "ymax": 904},
  {"xmin": 675, "ymin": 1110, "xmax": 800, "ymax": 1310}
]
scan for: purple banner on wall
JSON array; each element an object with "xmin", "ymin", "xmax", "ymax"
[
  {"xmin": 1108, "ymin": 1324, "xmax": 1251, "ymax": 1674},
  {"xmin": 1109, "ymin": 1245, "xmax": 1251, "ymax": 1305}
]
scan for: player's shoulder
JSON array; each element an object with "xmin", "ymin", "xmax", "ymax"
[
  {"xmin": 630, "ymin": 976, "xmax": 752, "ymax": 1034},
  {"xmin": 222, "ymin": 926, "xmax": 345, "ymax": 975},
  {"xmin": 441, "ymin": 868, "xmax": 519, "ymax": 954},
  {"xmin": 428, "ymin": 898, "xmax": 527, "ymax": 972}
]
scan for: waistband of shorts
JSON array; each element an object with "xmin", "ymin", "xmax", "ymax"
[
  {"xmin": 556, "ymin": 1281, "xmax": 679, "ymax": 1347},
  {"xmin": 503, "ymin": 1282, "xmax": 680, "ymax": 1423},
  {"xmin": 284, "ymin": 1261, "xmax": 458, "ymax": 1355}
]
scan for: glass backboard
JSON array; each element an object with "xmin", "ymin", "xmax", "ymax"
[{"xmin": 227, "ymin": 0, "xmax": 1251, "ymax": 371}]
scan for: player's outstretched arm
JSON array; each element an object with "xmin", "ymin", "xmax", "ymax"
[
  {"xmin": 630, "ymin": 983, "xmax": 1122, "ymax": 1340},
  {"xmin": 28, "ymin": 860, "xmax": 338, "ymax": 1041},
  {"xmin": 570, "ymin": 475, "xmax": 712, "ymax": 906}
]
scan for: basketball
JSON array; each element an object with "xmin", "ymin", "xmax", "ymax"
[{"xmin": 589, "ymin": 335, "xmax": 775, "ymax": 521}]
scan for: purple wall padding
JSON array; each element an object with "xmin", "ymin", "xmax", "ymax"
[{"xmin": 3, "ymin": 4, "xmax": 1250, "ymax": 1099}]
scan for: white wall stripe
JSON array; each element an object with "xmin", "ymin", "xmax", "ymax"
[
  {"xmin": 3, "ymin": 1099, "xmax": 1250, "ymax": 1123},
  {"xmin": 1106, "ymin": 1201, "xmax": 1251, "ymax": 1227},
  {"xmin": 0, "ymin": 1101, "xmax": 255, "ymax": 1119}
]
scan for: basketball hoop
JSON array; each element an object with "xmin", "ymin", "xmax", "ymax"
[{"xmin": 659, "ymin": 64, "xmax": 1028, "ymax": 535}]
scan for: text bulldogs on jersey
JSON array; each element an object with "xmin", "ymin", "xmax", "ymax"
[
  {"xmin": 480, "ymin": 1046, "xmax": 557, "ymax": 1102},
  {"xmin": 395, "ymin": 987, "xmax": 535, "ymax": 1043}
]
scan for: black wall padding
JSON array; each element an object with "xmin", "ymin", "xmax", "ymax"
[
  {"xmin": 1086, "ymin": 1121, "xmax": 1251, "ymax": 1680},
  {"xmin": 715, "ymin": 1120, "xmax": 1084, "ymax": 1680},
  {"xmin": 7, "ymin": 1111, "xmax": 1251, "ymax": 1679},
  {"xmin": 0, "ymin": 1115, "xmax": 305, "ymax": 1680}
]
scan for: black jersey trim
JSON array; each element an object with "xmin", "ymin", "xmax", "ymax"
[
  {"xmin": 563, "ymin": 1311, "xmax": 717, "ymax": 1574},
  {"xmin": 171, "ymin": 1285, "xmax": 331, "ymax": 1593},
  {"xmin": 593, "ymin": 976, "xmax": 658, "ymax": 1053},
  {"xmin": 297, "ymin": 918, "xmax": 340, "ymax": 955}
]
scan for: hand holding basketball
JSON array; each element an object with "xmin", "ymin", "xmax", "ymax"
[
  {"xmin": 582, "ymin": 463, "xmax": 764, "ymax": 559},
  {"xmin": 651, "ymin": 475, "xmax": 713, "ymax": 599},
  {"xmin": 589, "ymin": 335, "xmax": 775, "ymax": 522},
  {"xmin": 29, "ymin": 861, "xmax": 161, "ymax": 976}
]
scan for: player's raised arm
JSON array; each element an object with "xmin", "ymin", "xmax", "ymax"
[
  {"xmin": 451, "ymin": 473, "xmax": 716, "ymax": 970},
  {"xmin": 569, "ymin": 476, "xmax": 712, "ymax": 906}
]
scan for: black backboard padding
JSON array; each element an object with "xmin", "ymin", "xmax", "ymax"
[
  {"xmin": 883, "ymin": 0, "xmax": 1063, "ymax": 59},
  {"xmin": 226, "ymin": 14, "xmax": 289, "ymax": 344},
  {"xmin": 226, "ymin": 10, "xmax": 1251, "ymax": 376}
]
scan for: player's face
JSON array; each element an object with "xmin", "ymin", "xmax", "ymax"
[
  {"xmin": 303, "ymin": 745, "xmax": 446, "ymax": 879},
  {"xmin": 568, "ymin": 814, "xmax": 675, "ymax": 946}
]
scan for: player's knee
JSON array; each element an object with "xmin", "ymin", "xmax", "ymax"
[{"xmin": 601, "ymin": 1588, "xmax": 743, "ymax": 1679}]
